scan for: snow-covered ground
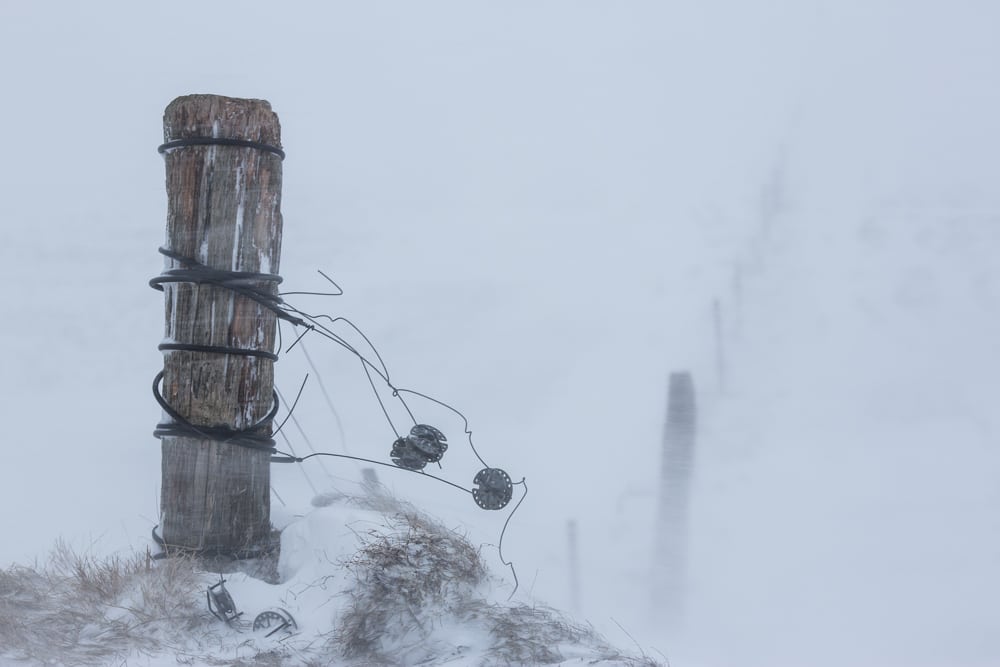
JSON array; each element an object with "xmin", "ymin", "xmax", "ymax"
[
  {"xmin": 2, "ymin": 2, "xmax": 1000, "ymax": 665},
  {"xmin": 672, "ymin": 204, "xmax": 1000, "ymax": 667}
]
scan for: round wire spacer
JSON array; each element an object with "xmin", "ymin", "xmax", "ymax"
[
  {"xmin": 408, "ymin": 424, "xmax": 448, "ymax": 463},
  {"xmin": 472, "ymin": 467, "xmax": 514, "ymax": 510},
  {"xmin": 390, "ymin": 436, "xmax": 428, "ymax": 471},
  {"xmin": 390, "ymin": 424, "xmax": 448, "ymax": 470}
]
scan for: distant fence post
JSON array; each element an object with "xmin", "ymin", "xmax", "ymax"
[
  {"xmin": 155, "ymin": 94, "xmax": 284, "ymax": 555},
  {"xmin": 731, "ymin": 262, "xmax": 743, "ymax": 339},
  {"xmin": 712, "ymin": 299, "xmax": 726, "ymax": 394},
  {"xmin": 361, "ymin": 468, "xmax": 381, "ymax": 492},
  {"xmin": 567, "ymin": 519, "xmax": 581, "ymax": 614},
  {"xmin": 653, "ymin": 371, "xmax": 697, "ymax": 619}
]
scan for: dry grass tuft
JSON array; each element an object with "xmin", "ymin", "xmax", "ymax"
[
  {"xmin": 0, "ymin": 542, "xmax": 214, "ymax": 664},
  {"xmin": 327, "ymin": 496, "xmax": 663, "ymax": 666},
  {"xmin": 475, "ymin": 602, "xmax": 662, "ymax": 666},
  {"xmin": 335, "ymin": 508, "xmax": 486, "ymax": 661}
]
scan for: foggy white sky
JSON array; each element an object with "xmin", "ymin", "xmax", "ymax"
[{"xmin": 1, "ymin": 2, "xmax": 998, "ymax": 666}]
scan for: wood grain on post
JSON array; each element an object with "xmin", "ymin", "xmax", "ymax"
[{"xmin": 158, "ymin": 94, "xmax": 283, "ymax": 554}]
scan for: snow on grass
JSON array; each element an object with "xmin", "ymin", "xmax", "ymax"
[
  {"xmin": 0, "ymin": 543, "xmax": 215, "ymax": 665},
  {"xmin": 0, "ymin": 488, "xmax": 662, "ymax": 666}
]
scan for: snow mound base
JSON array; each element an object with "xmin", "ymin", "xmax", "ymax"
[
  {"xmin": 0, "ymin": 492, "xmax": 662, "ymax": 666},
  {"xmin": 327, "ymin": 498, "xmax": 657, "ymax": 665}
]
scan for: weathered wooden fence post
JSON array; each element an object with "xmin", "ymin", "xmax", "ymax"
[{"xmin": 155, "ymin": 94, "xmax": 284, "ymax": 555}]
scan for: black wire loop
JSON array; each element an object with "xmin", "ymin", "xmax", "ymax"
[
  {"xmin": 151, "ymin": 247, "xmax": 306, "ymax": 327},
  {"xmin": 149, "ymin": 247, "xmax": 294, "ymax": 453},
  {"xmin": 152, "ymin": 371, "xmax": 279, "ymax": 452},
  {"xmin": 158, "ymin": 137, "xmax": 285, "ymax": 160},
  {"xmin": 158, "ymin": 342, "xmax": 280, "ymax": 361}
]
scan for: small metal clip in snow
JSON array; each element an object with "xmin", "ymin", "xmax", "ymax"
[
  {"xmin": 253, "ymin": 608, "xmax": 298, "ymax": 637},
  {"xmin": 205, "ymin": 576, "xmax": 297, "ymax": 637},
  {"xmin": 207, "ymin": 576, "xmax": 243, "ymax": 625}
]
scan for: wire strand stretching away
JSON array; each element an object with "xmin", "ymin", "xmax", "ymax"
[
  {"xmin": 284, "ymin": 309, "xmax": 393, "ymax": 384},
  {"xmin": 299, "ymin": 340, "xmax": 350, "ymax": 456},
  {"xmin": 272, "ymin": 450, "xmax": 474, "ymax": 496},
  {"xmin": 394, "ymin": 388, "xmax": 490, "ymax": 469},
  {"xmin": 284, "ymin": 308, "xmax": 489, "ymax": 466},
  {"xmin": 491, "ymin": 479, "xmax": 527, "ymax": 600},
  {"xmin": 275, "ymin": 383, "xmax": 337, "ymax": 484},
  {"xmin": 275, "ymin": 429, "xmax": 319, "ymax": 496},
  {"xmin": 272, "ymin": 435, "xmax": 524, "ymax": 595}
]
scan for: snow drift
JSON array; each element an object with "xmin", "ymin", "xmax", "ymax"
[{"xmin": 0, "ymin": 486, "xmax": 661, "ymax": 666}]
